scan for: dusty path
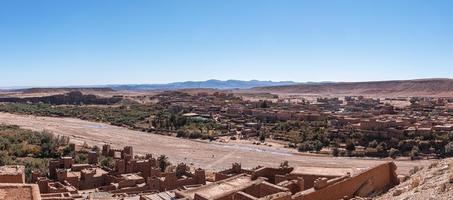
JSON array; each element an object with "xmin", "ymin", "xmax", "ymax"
[{"xmin": 0, "ymin": 112, "xmax": 432, "ymax": 175}]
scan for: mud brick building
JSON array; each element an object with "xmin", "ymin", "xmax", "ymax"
[{"xmin": 0, "ymin": 165, "xmax": 25, "ymax": 184}]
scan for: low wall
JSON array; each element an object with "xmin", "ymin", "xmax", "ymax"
[
  {"xmin": 0, "ymin": 183, "xmax": 41, "ymax": 200},
  {"xmin": 0, "ymin": 174, "xmax": 25, "ymax": 184}
]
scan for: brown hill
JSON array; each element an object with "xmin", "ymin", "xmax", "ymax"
[
  {"xmin": 17, "ymin": 87, "xmax": 114, "ymax": 94},
  {"xmin": 250, "ymin": 78, "xmax": 453, "ymax": 97}
]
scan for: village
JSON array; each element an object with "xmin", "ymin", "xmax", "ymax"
[
  {"xmin": 0, "ymin": 90, "xmax": 452, "ymax": 199},
  {"xmin": 144, "ymin": 91, "xmax": 453, "ymax": 159},
  {"xmin": 1, "ymin": 91, "xmax": 452, "ymax": 159},
  {"xmin": 0, "ymin": 143, "xmax": 400, "ymax": 200}
]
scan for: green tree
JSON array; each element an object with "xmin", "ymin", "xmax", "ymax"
[
  {"xmin": 331, "ymin": 148, "xmax": 340, "ymax": 157},
  {"xmin": 346, "ymin": 141, "xmax": 356, "ymax": 152},
  {"xmin": 259, "ymin": 132, "xmax": 266, "ymax": 143},
  {"xmin": 157, "ymin": 155, "xmax": 169, "ymax": 172},
  {"xmin": 75, "ymin": 153, "xmax": 88, "ymax": 164},
  {"xmin": 376, "ymin": 144, "xmax": 388, "ymax": 158},
  {"xmin": 100, "ymin": 157, "xmax": 115, "ymax": 169},
  {"xmin": 0, "ymin": 151, "xmax": 12, "ymax": 165}
]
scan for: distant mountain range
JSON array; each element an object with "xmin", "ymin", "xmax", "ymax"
[
  {"xmin": 108, "ymin": 80, "xmax": 299, "ymax": 90},
  {"xmin": 3, "ymin": 78, "xmax": 453, "ymax": 97},
  {"xmin": 250, "ymin": 78, "xmax": 453, "ymax": 97}
]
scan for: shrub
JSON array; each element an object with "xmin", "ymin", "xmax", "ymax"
[
  {"xmin": 99, "ymin": 156, "xmax": 115, "ymax": 169},
  {"xmin": 389, "ymin": 148, "xmax": 400, "ymax": 159},
  {"xmin": 280, "ymin": 161, "xmax": 289, "ymax": 168},
  {"xmin": 23, "ymin": 158, "xmax": 48, "ymax": 183},
  {"xmin": 298, "ymin": 140, "xmax": 323, "ymax": 152},
  {"xmin": 188, "ymin": 132, "xmax": 202, "ymax": 139},
  {"xmin": 376, "ymin": 144, "xmax": 388, "ymax": 158},
  {"xmin": 176, "ymin": 130, "xmax": 187, "ymax": 138},
  {"xmin": 365, "ymin": 148, "xmax": 378, "ymax": 157},
  {"xmin": 410, "ymin": 177, "xmax": 420, "ymax": 189},
  {"xmin": 368, "ymin": 140, "xmax": 378, "ymax": 148},
  {"xmin": 259, "ymin": 133, "xmax": 266, "ymax": 143},
  {"xmin": 409, "ymin": 166, "xmax": 422, "ymax": 175},
  {"xmin": 63, "ymin": 146, "xmax": 74, "ymax": 157},
  {"xmin": 0, "ymin": 151, "xmax": 12, "ymax": 165},
  {"xmin": 410, "ymin": 146, "xmax": 420, "ymax": 160},
  {"xmin": 331, "ymin": 148, "xmax": 339, "ymax": 157},
  {"xmin": 352, "ymin": 150, "xmax": 365, "ymax": 157},
  {"xmin": 444, "ymin": 142, "xmax": 453, "ymax": 157},
  {"xmin": 345, "ymin": 141, "xmax": 355, "ymax": 152},
  {"xmin": 75, "ymin": 153, "xmax": 88, "ymax": 164}
]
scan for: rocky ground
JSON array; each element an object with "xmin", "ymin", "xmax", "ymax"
[{"xmin": 375, "ymin": 158, "xmax": 453, "ymax": 200}]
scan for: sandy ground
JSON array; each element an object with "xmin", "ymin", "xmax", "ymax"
[{"xmin": 0, "ymin": 112, "xmax": 433, "ymax": 175}]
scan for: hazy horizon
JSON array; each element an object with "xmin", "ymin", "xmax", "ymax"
[
  {"xmin": 1, "ymin": 78, "xmax": 452, "ymax": 89},
  {"xmin": 1, "ymin": 0, "xmax": 452, "ymax": 87}
]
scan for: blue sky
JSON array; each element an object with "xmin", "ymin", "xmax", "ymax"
[{"xmin": 0, "ymin": 0, "xmax": 452, "ymax": 87}]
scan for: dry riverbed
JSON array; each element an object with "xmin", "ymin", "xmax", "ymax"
[{"xmin": 0, "ymin": 112, "xmax": 433, "ymax": 175}]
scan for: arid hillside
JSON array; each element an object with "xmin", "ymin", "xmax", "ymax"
[
  {"xmin": 250, "ymin": 79, "xmax": 453, "ymax": 97},
  {"xmin": 375, "ymin": 158, "xmax": 453, "ymax": 200}
]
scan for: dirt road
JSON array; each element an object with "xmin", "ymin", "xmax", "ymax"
[{"xmin": 0, "ymin": 112, "xmax": 432, "ymax": 175}]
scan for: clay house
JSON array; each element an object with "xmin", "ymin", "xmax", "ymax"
[
  {"xmin": 359, "ymin": 119, "xmax": 392, "ymax": 131},
  {"xmin": 176, "ymin": 162, "xmax": 399, "ymax": 200},
  {"xmin": 0, "ymin": 165, "xmax": 25, "ymax": 184},
  {"xmin": 281, "ymin": 166, "xmax": 357, "ymax": 189},
  {"xmin": 214, "ymin": 163, "xmax": 254, "ymax": 181},
  {"xmin": 433, "ymin": 124, "xmax": 453, "ymax": 132},
  {"xmin": 175, "ymin": 174, "xmax": 292, "ymax": 200},
  {"xmin": 0, "ymin": 165, "xmax": 42, "ymax": 200}
]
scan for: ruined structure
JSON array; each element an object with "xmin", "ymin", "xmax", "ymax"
[
  {"xmin": 0, "ymin": 140, "xmax": 401, "ymax": 200},
  {"xmin": 176, "ymin": 162, "xmax": 399, "ymax": 200},
  {"xmin": 29, "ymin": 145, "xmax": 209, "ymax": 199}
]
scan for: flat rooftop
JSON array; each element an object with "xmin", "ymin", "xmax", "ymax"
[
  {"xmin": 82, "ymin": 167, "xmax": 108, "ymax": 177},
  {"xmin": 0, "ymin": 183, "xmax": 40, "ymax": 200},
  {"xmin": 121, "ymin": 173, "xmax": 144, "ymax": 181},
  {"xmin": 141, "ymin": 191, "xmax": 175, "ymax": 200},
  {"xmin": 0, "ymin": 165, "xmax": 25, "ymax": 175},
  {"xmin": 290, "ymin": 166, "xmax": 358, "ymax": 177},
  {"xmin": 177, "ymin": 174, "xmax": 260, "ymax": 200}
]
